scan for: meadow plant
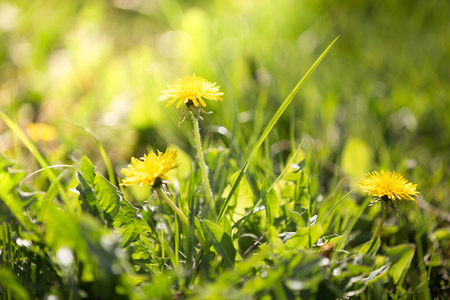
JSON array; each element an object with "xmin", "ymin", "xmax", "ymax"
[
  {"xmin": 159, "ymin": 74, "xmax": 224, "ymax": 217},
  {"xmin": 0, "ymin": 30, "xmax": 445, "ymax": 298},
  {"xmin": 120, "ymin": 150, "xmax": 190, "ymax": 224},
  {"xmin": 359, "ymin": 171, "xmax": 420, "ymax": 240}
]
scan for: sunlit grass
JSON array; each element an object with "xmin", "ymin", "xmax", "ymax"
[{"xmin": 0, "ymin": 0, "xmax": 449, "ymax": 299}]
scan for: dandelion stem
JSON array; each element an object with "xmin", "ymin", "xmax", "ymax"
[
  {"xmin": 191, "ymin": 112, "xmax": 215, "ymax": 215},
  {"xmin": 157, "ymin": 188, "xmax": 209, "ymax": 251},
  {"xmin": 371, "ymin": 203, "xmax": 388, "ymax": 241},
  {"xmin": 157, "ymin": 189, "xmax": 189, "ymax": 225}
]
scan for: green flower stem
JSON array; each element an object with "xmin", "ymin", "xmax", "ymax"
[
  {"xmin": 157, "ymin": 189, "xmax": 208, "ymax": 251},
  {"xmin": 157, "ymin": 189, "xmax": 189, "ymax": 225},
  {"xmin": 371, "ymin": 204, "xmax": 388, "ymax": 241},
  {"xmin": 191, "ymin": 112, "xmax": 216, "ymax": 215}
]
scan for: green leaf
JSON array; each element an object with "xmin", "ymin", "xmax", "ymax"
[
  {"xmin": 285, "ymin": 224, "xmax": 324, "ymax": 249},
  {"xmin": 343, "ymin": 264, "xmax": 390, "ymax": 298},
  {"xmin": 80, "ymin": 156, "xmax": 96, "ymax": 183},
  {"xmin": 288, "ymin": 209, "xmax": 306, "ymax": 227},
  {"xmin": 268, "ymin": 225, "xmax": 283, "ymax": 249},
  {"xmin": 357, "ymin": 237, "xmax": 381, "ymax": 256},
  {"xmin": 202, "ymin": 219, "xmax": 236, "ymax": 268},
  {"xmin": 434, "ymin": 227, "xmax": 450, "ymax": 241},
  {"xmin": 233, "ymin": 141, "xmax": 304, "ymax": 231},
  {"xmin": 263, "ymin": 177, "xmax": 278, "ymax": 226},
  {"xmin": 94, "ymin": 175, "xmax": 121, "ymax": 216},
  {"xmin": 221, "ymin": 171, "xmax": 254, "ymax": 222},
  {"xmin": 385, "ymin": 243, "xmax": 416, "ymax": 284},
  {"xmin": 131, "ymin": 239, "xmax": 153, "ymax": 261},
  {"xmin": 112, "ymin": 199, "xmax": 151, "ymax": 247},
  {"xmin": 76, "ymin": 156, "xmax": 121, "ymax": 224},
  {"xmin": 76, "ymin": 170, "xmax": 103, "ymax": 218},
  {"xmin": 75, "ymin": 156, "xmax": 151, "ymax": 246},
  {"xmin": 217, "ymin": 214, "xmax": 232, "ymax": 236},
  {"xmin": 362, "ymin": 264, "xmax": 390, "ymax": 284},
  {"xmin": 194, "ymin": 217, "xmax": 208, "ymax": 250},
  {"xmin": 216, "ymin": 36, "xmax": 339, "ymax": 222},
  {"xmin": 42, "ymin": 204, "xmax": 134, "ymax": 295},
  {"xmin": 43, "ymin": 204, "xmax": 83, "ymax": 250}
]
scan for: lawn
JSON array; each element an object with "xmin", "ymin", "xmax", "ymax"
[{"xmin": 0, "ymin": 0, "xmax": 449, "ymax": 299}]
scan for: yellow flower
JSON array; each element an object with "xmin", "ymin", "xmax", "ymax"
[
  {"xmin": 26, "ymin": 122, "xmax": 57, "ymax": 142},
  {"xmin": 121, "ymin": 150, "xmax": 177, "ymax": 187},
  {"xmin": 159, "ymin": 74, "xmax": 223, "ymax": 108},
  {"xmin": 359, "ymin": 171, "xmax": 419, "ymax": 203}
]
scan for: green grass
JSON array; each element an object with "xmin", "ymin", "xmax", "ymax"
[{"xmin": 1, "ymin": 0, "xmax": 449, "ymax": 299}]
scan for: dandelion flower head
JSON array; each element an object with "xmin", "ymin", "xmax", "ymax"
[
  {"xmin": 26, "ymin": 122, "xmax": 57, "ymax": 142},
  {"xmin": 359, "ymin": 171, "xmax": 419, "ymax": 203},
  {"xmin": 159, "ymin": 74, "xmax": 223, "ymax": 109},
  {"xmin": 121, "ymin": 150, "xmax": 177, "ymax": 187}
]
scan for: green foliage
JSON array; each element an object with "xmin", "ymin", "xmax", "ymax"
[
  {"xmin": 76, "ymin": 156, "xmax": 151, "ymax": 247},
  {"xmin": 1, "ymin": 0, "xmax": 449, "ymax": 299},
  {"xmin": 203, "ymin": 220, "xmax": 236, "ymax": 269},
  {"xmin": 385, "ymin": 244, "xmax": 416, "ymax": 285},
  {"xmin": 1, "ymin": 73, "xmax": 440, "ymax": 298},
  {"xmin": 0, "ymin": 269, "xmax": 30, "ymax": 300}
]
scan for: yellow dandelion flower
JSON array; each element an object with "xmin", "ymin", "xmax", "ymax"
[
  {"xmin": 26, "ymin": 122, "xmax": 57, "ymax": 142},
  {"xmin": 359, "ymin": 171, "xmax": 419, "ymax": 203},
  {"xmin": 159, "ymin": 74, "xmax": 223, "ymax": 108},
  {"xmin": 121, "ymin": 150, "xmax": 177, "ymax": 187}
]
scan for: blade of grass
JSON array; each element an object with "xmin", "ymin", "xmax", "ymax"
[
  {"xmin": 2, "ymin": 223, "xmax": 10, "ymax": 271},
  {"xmin": 336, "ymin": 196, "xmax": 372, "ymax": 250},
  {"xmin": 19, "ymin": 165, "xmax": 75, "ymax": 189},
  {"xmin": 314, "ymin": 177, "xmax": 345, "ymax": 216},
  {"xmin": 318, "ymin": 189, "xmax": 354, "ymax": 224},
  {"xmin": 66, "ymin": 119, "xmax": 117, "ymax": 186},
  {"xmin": 427, "ymin": 241, "xmax": 437, "ymax": 282},
  {"xmin": 233, "ymin": 141, "xmax": 303, "ymax": 231},
  {"xmin": 203, "ymin": 219, "xmax": 236, "ymax": 269},
  {"xmin": 174, "ymin": 211, "xmax": 179, "ymax": 267},
  {"xmin": 0, "ymin": 111, "xmax": 70, "ymax": 207},
  {"xmin": 217, "ymin": 36, "xmax": 340, "ymax": 222}
]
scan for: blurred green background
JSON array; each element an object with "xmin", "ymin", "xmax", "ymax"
[{"xmin": 1, "ymin": 0, "xmax": 449, "ymax": 216}]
